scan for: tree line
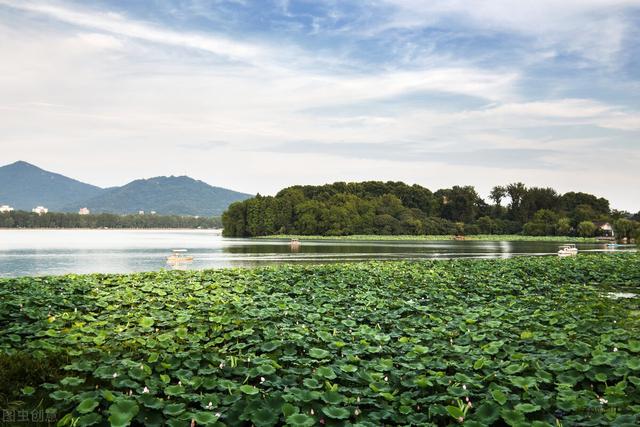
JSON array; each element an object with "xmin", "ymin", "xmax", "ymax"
[
  {"xmin": 0, "ymin": 211, "xmax": 222, "ymax": 229},
  {"xmin": 222, "ymin": 181, "xmax": 640, "ymax": 239}
]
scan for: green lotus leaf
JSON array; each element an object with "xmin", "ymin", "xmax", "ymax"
[
  {"xmin": 315, "ymin": 366, "xmax": 336, "ymax": 379},
  {"xmin": 76, "ymin": 397, "xmax": 100, "ymax": 414},
  {"xmin": 162, "ymin": 403, "xmax": 186, "ymax": 416},
  {"xmin": 76, "ymin": 413, "xmax": 102, "ymax": 427},
  {"xmin": 286, "ymin": 413, "xmax": 315, "ymax": 427},
  {"xmin": 251, "ymin": 408, "xmax": 279, "ymax": 427},
  {"xmin": 282, "ymin": 403, "xmax": 299, "ymax": 417},
  {"xmin": 60, "ymin": 376, "xmax": 85, "ymax": 386},
  {"xmin": 514, "ymin": 403, "xmax": 541, "ymax": 413},
  {"xmin": 50, "ymin": 390, "xmax": 74, "ymax": 400},
  {"xmin": 257, "ymin": 364, "xmax": 276, "ymax": 375},
  {"xmin": 627, "ymin": 358, "xmax": 640, "ymax": 370},
  {"xmin": 108, "ymin": 400, "xmax": 139, "ymax": 427},
  {"xmin": 322, "ymin": 391, "xmax": 344, "ymax": 405},
  {"xmin": 139, "ymin": 394, "xmax": 164, "ymax": 409},
  {"xmin": 139, "ymin": 317, "xmax": 154, "ymax": 328},
  {"xmin": 473, "ymin": 402, "xmax": 500, "ymax": 423},
  {"xmin": 510, "ymin": 376, "xmax": 537, "ymax": 389},
  {"xmin": 309, "ymin": 348, "xmax": 331, "ymax": 359},
  {"xmin": 501, "ymin": 409, "xmax": 525, "ymax": 426},
  {"xmin": 240, "ymin": 385, "xmax": 260, "ymax": 395},
  {"xmin": 21, "ymin": 386, "xmax": 35, "ymax": 396},
  {"xmin": 164, "ymin": 385, "xmax": 184, "ymax": 396},
  {"xmin": 303, "ymin": 378, "xmax": 321, "ymax": 389},
  {"xmin": 491, "ymin": 389, "xmax": 508, "ymax": 405},
  {"xmin": 192, "ymin": 412, "xmax": 219, "ymax": 426},
  {"xmin": 446, "ymin": 405, "xmax": 464, "ymax": 420},
  {"xmin": 628, "ymin": 340, "xmax": 640, "ymax": 353},
  {"xmin": 339, "ymin": 364, "xmax": 357, "ymax": 373},
  {"xmin": 322, "ymin": 406, "xmax": 351, "ymax": 419}
]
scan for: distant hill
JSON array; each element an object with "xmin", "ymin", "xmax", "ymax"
[
  {"xmin": 73, "ymin": 176, "xmax": 252, "ymax": 216},
  {"xmin": 0, "ymin": 161, "xmax": 252, "ymax": 216},
  {"xmin": 0, "ymin": 161, "xmax": 102, "ymax": 211}
]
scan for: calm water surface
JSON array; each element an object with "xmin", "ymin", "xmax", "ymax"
[{"xmin": 0, "ymin": 229, "xmax": 632, "ymax": 277}]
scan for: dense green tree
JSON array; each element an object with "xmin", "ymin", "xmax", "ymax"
[
  {"xmin": 221, "ymin": 181, "xmax": 625, "ymax": 237},
  {"xmin": 577, "ymin": 221, "xmax": 597, "ymax": 237},
  {"xmin": 614, "ymin": 219, "xmax": 636, "ymax": 242},
  {"xmin": 556, "ymin": 217, "xmax": 572, "ymax": 235}
]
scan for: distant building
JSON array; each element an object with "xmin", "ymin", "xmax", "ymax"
[
  {"xmin": 138, "ymin": 210, "xmax": 145, "ymax": 215},
  {"xmin": 79, "ymin": 207, "xmax": 90, "ymax": 215},
  {"xmin": 32, "ymin": 206, "xmax": 48, "ymax": 215},
  {"xmin": 594, "ymin": 222, "xmax": 614, "ymax": 238},
  {"xmin": 0, "ymin": 205, "xmax": 14, "ymax": 213}
]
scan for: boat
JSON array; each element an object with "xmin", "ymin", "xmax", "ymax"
[
  {"xmin": 558, "ymin": 244, "xmax": 578, "ymax": 257},
  {"xmin": 166, "ymin": 249, "xmax": 194, "ymax": 263}
]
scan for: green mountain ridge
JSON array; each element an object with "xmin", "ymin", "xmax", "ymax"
[
  {"xmin": 0, "ymin": 161, "xmax": 102, "ymax": 211},
  {"xmin": 0, "ymin": 161, "xmax": 252, "ymax": 216}
]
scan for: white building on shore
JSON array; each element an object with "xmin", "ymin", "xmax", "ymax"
[
  {"xmin": 79, "ymin": 207, "xmax": 90, "ymax": 215},
  {"xmin": 32, "ymin": 206, "xmax": 48, "ymax": 215},
  {"xmin": 0, "ymin": 205, "xmax": 14, "ymax": 213}
]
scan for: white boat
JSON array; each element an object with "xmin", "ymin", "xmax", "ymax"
[
  {"xmin": 558, "ymin": 244, "xmax": 578, "ymax": 257},
  {"xmin": 167, "ymin": 249, "xmax": 194, "ymax": 263}
]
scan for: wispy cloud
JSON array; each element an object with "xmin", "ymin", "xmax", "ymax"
[{"xmin": 0, "ymin": 0, "xmax": 638, "ymax": 210}]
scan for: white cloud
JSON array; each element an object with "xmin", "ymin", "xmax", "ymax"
[
  {"xmin": 0, "ymin": 0, "xmax": 638, "ymax": 211},
  {"xmin": 376, "ymin": 0, "xmax": 640, "ymax": 66}
]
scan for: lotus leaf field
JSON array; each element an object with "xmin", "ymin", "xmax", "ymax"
[{"xmin": 1, "ymin": 253, "xmax": 640, "ymax": 426}]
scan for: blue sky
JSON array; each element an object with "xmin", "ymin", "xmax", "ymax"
[{"xmin": 1, "ymin": 0, "xmax": 639, "ymax": 211}]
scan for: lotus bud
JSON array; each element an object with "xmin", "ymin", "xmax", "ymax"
[
  {"xmin": 219, "ymin": 362, "xmax": 225, "ymax": 369},
  {"xmin": 178, "ymin": 381, "xmax": 182, "ymax": 386},
  {"xmin": 215, "ymin": 412, "xmax": 221, "ymax": 418},
  {"xmin": 310, "ymin": 409, "xmax": 314, "ymax": 415},
  {"xmin": 458, "ymin": 416, "xmax": 464, "ymax": 423},
  {"xmin": 143, "ymin": 386, "xmax": 149, "ymax": 393},
  {"xmin": 613, "ymin": 347, "xmax": 618, "ymax": 352},
  {"xmin": 354, "ymin": 408, "xmax": 361, "ymax": 416},
  {"xmin": 462, "ymin": 384, "xmax": 467, "ymax": 390},
  {"xmin": 260, "ymin": 377, "xmax": 266, "ymax": 383},
  {"xmin": 190, "ymin": 419, "xmax": 195, "ymax": 427},
  {"xmin": 384, "ymin": 376, "xmax": 388, "ymax": 382},
  {"xmin": 112, "ymin": 373, "xmax": 118, "ymax": 378}
]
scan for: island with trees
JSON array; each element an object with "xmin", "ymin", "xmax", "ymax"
[{"xmin": 222, "ymin": 181, "xmax": 640, "ymax": 240}]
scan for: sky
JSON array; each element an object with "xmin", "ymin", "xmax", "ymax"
[{"xmin": 0, "ymin": 0, "xmax": 639, "ymax": 211}]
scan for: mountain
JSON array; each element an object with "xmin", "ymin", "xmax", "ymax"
[
  {"xmin": 73, "ymin": 175, "xmax": 252, "ymax": 216},
  {"xmin": 0, "ymin": 161, "xmax": 103, "ymax": 211},
  {"xmin": 0, "ymin": 161, "xmax": 253, "ymax": 216}
]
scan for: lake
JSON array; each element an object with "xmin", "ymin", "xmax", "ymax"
[{"xmin": 0, "ymin": 229, "xmax": 632, "ymax": 277}]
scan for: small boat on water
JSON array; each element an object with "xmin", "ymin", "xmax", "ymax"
[
  {"xmin": 167, "ymin": 249, "xmax": 194, "ymax": 263},
  {"xmin": 558, "ymin": 244, "xmax": 578, "ymax": 257}
]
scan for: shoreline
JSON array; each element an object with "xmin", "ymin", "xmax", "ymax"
[
  {"xmin": 258, "ymin": 234, "xmax": 601, "ymax": 242},
  {"xmin": 0, "ymin": 227, "xmax": 223, "ymax": 231}
]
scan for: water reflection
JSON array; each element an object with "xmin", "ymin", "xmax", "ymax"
[{"xmin": 0, "ymin": 229, "xmax": 635, "ymax": 277}]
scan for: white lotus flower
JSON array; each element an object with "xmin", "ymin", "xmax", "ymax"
[
  {"xmin": 260, "ymin": 377, "xmax": 266, "ymax": 383},
  {"xmin": 142, "ymin": 386, "xmax": 149, "ymax": 393},
  {"xmin": 112, "ymin": 373, "xmax": 118, "ymax": 378}
]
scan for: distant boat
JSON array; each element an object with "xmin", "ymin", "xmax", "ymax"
[
  {"xmin": 558, "ymin": 244, "xmax": 578, "ymax": 257},
  {"xmin": 167, "ymin": 249, "xmax": 193, "ymax": 263}
]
